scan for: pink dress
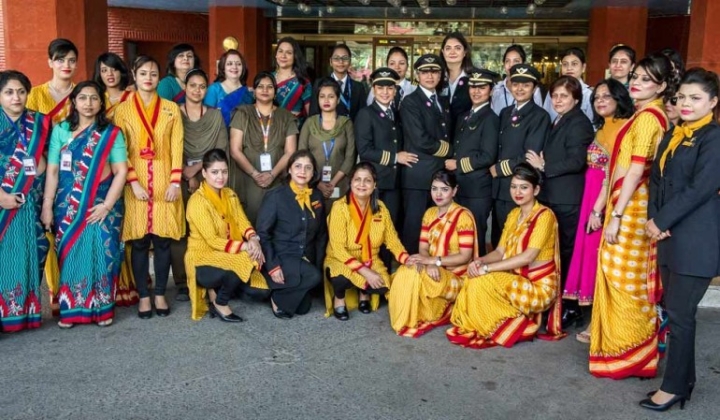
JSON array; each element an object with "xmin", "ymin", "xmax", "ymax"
[{"xmin": 563, "ymin": 119, "xmax": 621, "ymax": 305}]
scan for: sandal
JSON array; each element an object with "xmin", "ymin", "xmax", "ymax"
[
  {"xmin": 97, "ymin": 319, "xmax": 113, "ymax": 327},
  {"xmin": 576, "ymin": 330, "xmax": 591, "ymax": 344}
]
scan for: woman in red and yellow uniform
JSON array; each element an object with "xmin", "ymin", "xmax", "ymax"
[
  {"xmin": 324, "ymin": 162, "xmax": 409, "ymax": 320},
  {"xmin": 387, "ymin": 169, "xmax": 477, "ymax": 338},
  {"xmin": 113, "ymin": 55, "xmax": 184, "ymax": 319}
]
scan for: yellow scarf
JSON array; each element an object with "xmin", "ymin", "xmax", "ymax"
[
  {"xmin": 199, "ymin": 181, "xmax": 243, "ymax": 239},
  {"xmin": 349, "ymin": 193, "xmax": 372, "ymax": 263},
  {"xmin": 659, "ymin": 113, "xmax": 713, "ymax": 174},
  {"xmin": 289, "ymin": 180, "xmax": 315, "ymax": 218}
]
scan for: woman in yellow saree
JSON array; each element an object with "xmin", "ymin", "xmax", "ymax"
[
  {"xmin": 447, "ymin": 163, "xmax": 565, "ymax": 348},
  {"xmin": 590, "ymin": 53, "xmax": 672, "ymax": 379},
  {"xmin": 388, "ymin": 169, "xmax": 477, "ymax": 338}
]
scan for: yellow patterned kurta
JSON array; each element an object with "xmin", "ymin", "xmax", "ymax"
[
  {"xmin": 114, "ymin": 95, "xmax": 185, "ymax": 241},
  {"xmin": 323, "ymin": 199, "xmax": 409, "ymax": 316},
  {"xmin": 26, "ymin": 82, "xmax": 73, "ymax": 125},
  {"xmin": 185, "ymin": 187, "xmax": 268, "ymax": 320},
  {"xmin": 105, "ymin": 90, "xmax": 133, "ymax": 120},
  {"xmin": 388, "ymin": 203, "xmax": 477, "ymax": 337},
  {"xmin": 448, "ymin": 203, "xmax": 563, "ymax": 349},
  {"xmin": 590, "ymin": 99, "xmax": 668, "ymax": 379}
]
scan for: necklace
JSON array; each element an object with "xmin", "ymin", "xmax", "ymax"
[
  {"xmin": 49, "ymin": 82, "xmax": 73, "ymax": 96},
  {"xmin": 183, "ymin": 103, "xmax": 204, "ymax": 120}
]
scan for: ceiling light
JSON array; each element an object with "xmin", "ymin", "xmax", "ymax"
[
  {"xmin": 446, "ymin": 0, "xmax": 457, "ymax": 5},
  {"xmin": 423, "ymin": 7, "xmax": 431, "ymax": 14},
  {"xmin": 359, "ymin": 0, "xmax": 372, "ymax": 5},
  {"xmin": 401, "ymin": 6, "xmax": 408, "ymax": 13},
  {"xmin": 535, "ymin": 0, "xmax": 546, "ymax": 4},
  {"xmin": 526, "ymin": 3, "xmax": 536, "ymax": 14},
  {"xmin": 500, "ymin": 6, "xmax": 508, "ymax": 14},
  {"xmin": 326, "ymin": 5, "xmax": 335, "ymax": 13}
]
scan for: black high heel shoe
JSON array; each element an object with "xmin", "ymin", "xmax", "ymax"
[
  {"xmin": 271, "ymin": 299, "xmax": 292, "ymax": 319},
  {"xmin": 138, "ymin": 298, "xmax": 152, "ymax": 319},
  {"xmin": 561, "ymin": 308, "xmax": 584, "ymax": 329},
  {"xmin": 333, "ymin": 306, "xmax": 349, "ymax": 321},
  {"xmin": 209, "ymin": 303, "xmax": 244, "ymax": 323},
  {"xmin": 647, "ymin": 384, "xmax": 694, "ymax": 401},
  {"xmin": 639, "ymin": 394, "xmax": 686, "ymax": 412}
]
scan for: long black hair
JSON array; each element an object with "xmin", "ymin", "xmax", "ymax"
[
  {"xmin": 440, "ymin": 32, "xmax": 474, "ymax": 74},
  {"xmin": 202, "ymin": 148, "xmax": 229, "ymax": 169},
  {"xmin": 344, "ymin": 162, "xmax": 380, "ymax": 214},
  {"xmin": 0, "ymin": 70, "xmax": 32, "ymax": 92},
  {"xmin": 93, "ymin": 52, "xmax": 130, "ymax": 91},
  {"xmin": 275, "ymin": 37, "xmax": 309, "ymax": 80},
  {"xmin": 634, "ymin": 53, "xmax": 677, "ymax": 102},
  {"xmin": 512, "ymin": 162, "xmax": 542, "ymax": 188},
  {"xmin": 66, "ymin": 81, "xmax": 111, "ymax": 131},
  {"xmin": 591, "ymin": 78, "xmax": 634, "ymax": 130},
  {"xmin": 431, "ymin": 169, "xmax": 458, "ymax": 188}
]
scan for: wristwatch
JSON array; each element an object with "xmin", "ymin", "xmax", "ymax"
[
  {"xmin": 435, "ymin": 256, "xmax": 442, "ymax": 267},
  {"xmin": 482, "ymin": 264, "xmax": 490, "ymax": 275},
  {"xmin": 611, "ymin": 210, "xmax": 623, "ymax": 219},
  {"xmin": 591, "ymin": 210, "xmax": 603, "ymax": 218}
]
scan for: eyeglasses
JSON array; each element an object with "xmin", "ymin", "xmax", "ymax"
[{"xmin": 332, "ymin": 56, "xmax": 351, "ymax": 62}]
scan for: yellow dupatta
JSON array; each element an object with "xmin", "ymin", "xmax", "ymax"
[
  {"xmin": 659, "ymin": 113, "xmax": 713, "ymax": 174},
  {"xmin": 349, "ymin": 193, "xmax": 372, "ymax": 263},
  {"xmin": 132, "ymin": 92, "xmax": 161, "ymax": 159},
  {"xmin": 198, "ymin": 181, "xmax": 243, "ymax": 240},
  {"xmin": 289, "ymin": 180, "xmax": 315, "ymax": 217}
]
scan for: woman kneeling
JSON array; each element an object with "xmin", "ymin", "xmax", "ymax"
[
  {"xmin": 185, "ymin": 149, "xmax": 269, "ymax": 322},
  {"xmin": 447, "ymin": 163, "xmax": 565, "ymax": 348},
  {"xmin": 324, "ymin": 162, "xmax": 409, "ymax": 320},
  {"xmin": 388, "ymin": 170, "xmax": 477, "ymax": 338}
]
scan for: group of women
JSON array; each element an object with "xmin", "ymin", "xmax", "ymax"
[{"xmin": 0, "ymin": 32, "xmax": 717, "ymax": 413}]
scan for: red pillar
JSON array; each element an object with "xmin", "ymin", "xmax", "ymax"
[
  {"xmin": 586, "ymin": 3, "xmax": 648, "ymax": 85},
  {"xmin": 208, "ymin": 6, "xmax": 272, "ymax": 82},
  {"xmin": 2, "ymin": 0, "xmax": 107, "ymax": 85},
  {"xmin": 686, "ymin": 0, "xmax": 720, "ymax": 72}
]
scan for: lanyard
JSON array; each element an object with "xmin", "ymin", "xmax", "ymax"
[
  {"xmin": 255, "ymin": 106, "xmax": 272, "ymax": 152},
  {"xmin": 319, "ymin": 115, "xmax": 335, "ymax": 163},
  {"xmin": 338, "ymin": 76, "xmax": 351, "ymax": 111},
  {"xmin": 503, "ymin": 83, "xmax": 515, "ymax": 108}
]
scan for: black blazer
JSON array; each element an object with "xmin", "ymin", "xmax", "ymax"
[
  {"xmin": 452, "ymin": 104, "xmax": 499, "ymax": 198},
  {"xmin": 492, "ymin": 101, "xmax": 550, "ymax": 202},
  {"xmin": 538, "ymin": 106, "xmax": 594, "ymax": 205},
  {"xmin": 256, "ymin": 185, "xmax": 328, "ymax": 280},
  {"xmin": 399, "ymin": 88, "xmax": 453, "ymax": 190},
  {"xmin": 440, "ymin": 75, "xmax": 472, "ymax": 137},
  {"xmin": 309, "ymin": 78, "xmax": 367, "ymax": 121},
  {"xmin": 355, "ymin": 102, "xmax": 403, "ymax": 190},
  {"xmin": 649, "ymin": 121, "xmax": 720, "ymax": 278}
]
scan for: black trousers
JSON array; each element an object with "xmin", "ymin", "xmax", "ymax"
[
  {"xmin": 266, "ymin": 259, "xmax": 321, "ymax": 315},
  {"xmin": 544, "ymin": 202, "xmax": 580, "ymax": 289},
  {"xmin": 659, "ymin": 265, "xmax": 712, "ymax": 397},
  {"xmin": 402, "ymin": 189, "xmax": 433, "ymax": 254},
  {"xmin": 328, "ymin": 271, "xmax": 388, "ymax": 299},
  {"xmin": 379, "ymin": 188, "xmax": 402, "ymax": 271},
  {"xmin": 170, "ymin": 238, "xmax": 187, "ymax": 286},
  {"xmin": 195, "ymin": 266, "xmax": 241, "ymax": 306},
  {"xmin": 457, "ymin": 196, "xmax": 493, "ymax": 256},
  {"xmin": 491, "ymin": 199, "xmax": 517, "ymax": 247},
  {"xmin": 130, "ymin": 234, "xmax": 172, "ymax": 298}
]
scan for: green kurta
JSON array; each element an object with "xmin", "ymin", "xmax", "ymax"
[
  {"xmin": 229, "ymin": 104, "xmax": 298, "ymax": 223},
  {"xmin": 298, "ymin": 114, "xmax": 356, "ymax": 208}
]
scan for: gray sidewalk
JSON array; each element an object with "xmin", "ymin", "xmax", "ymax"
[{"xmin": 1, "ymin": 288, "xmax": 718, "ymax": 420}]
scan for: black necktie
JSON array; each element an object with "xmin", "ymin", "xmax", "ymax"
[
  {"xmin": 430, "ymin": 94, "xmax": 439, "ymax": 111},
  {"xmin": 387, "ymin": 107, "xmax": 394, "ymax": 121},
  {"xmin": 394, "ymin": 85, "xmax": 403, "ymax": 109}
]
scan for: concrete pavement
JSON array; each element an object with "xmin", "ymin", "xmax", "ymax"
[{"xmin": 1, "ymin": 285, "xmax": 718, "ymax": 420}]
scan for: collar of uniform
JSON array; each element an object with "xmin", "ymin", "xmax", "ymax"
[
  {"xmin": 472, "ymin": 102, "xmax": 490, "ymax": 114},
  {"xmin": 516, "ymin": 100, "xmax": 531, "ymax": 111},
  {"xmin": 332, "ymin": 73, "xmax": 348, "ymax": 86},
  {"xmin": 448, "ymin": 70, "xmax": 467, "ymax": 91},
  {"xmin": 419, "ymin": 85, "xmax": 436, "ymax": 100},
  {"xmin": 375, "ymin": 101, "xmax": 389, "ymax": 112}
]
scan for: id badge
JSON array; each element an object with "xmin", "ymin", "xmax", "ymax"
[
  {"xmin": 322, "ymin": 165, "xmax": 332, "ymax": 183},
  {"xmin": 60, "ymin": 152, "xmax": 72, "ymax": 172},
  {"xmin": 23, "ymin": 157, "xmax": 37, "ymax": 175},
  {"xmin": 259, "ymin": 153, "xmax": 273, "ymax": 172},
  {"xmin": 331, "ymin": 187, "xmax": 340, "ymax": 199}
]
